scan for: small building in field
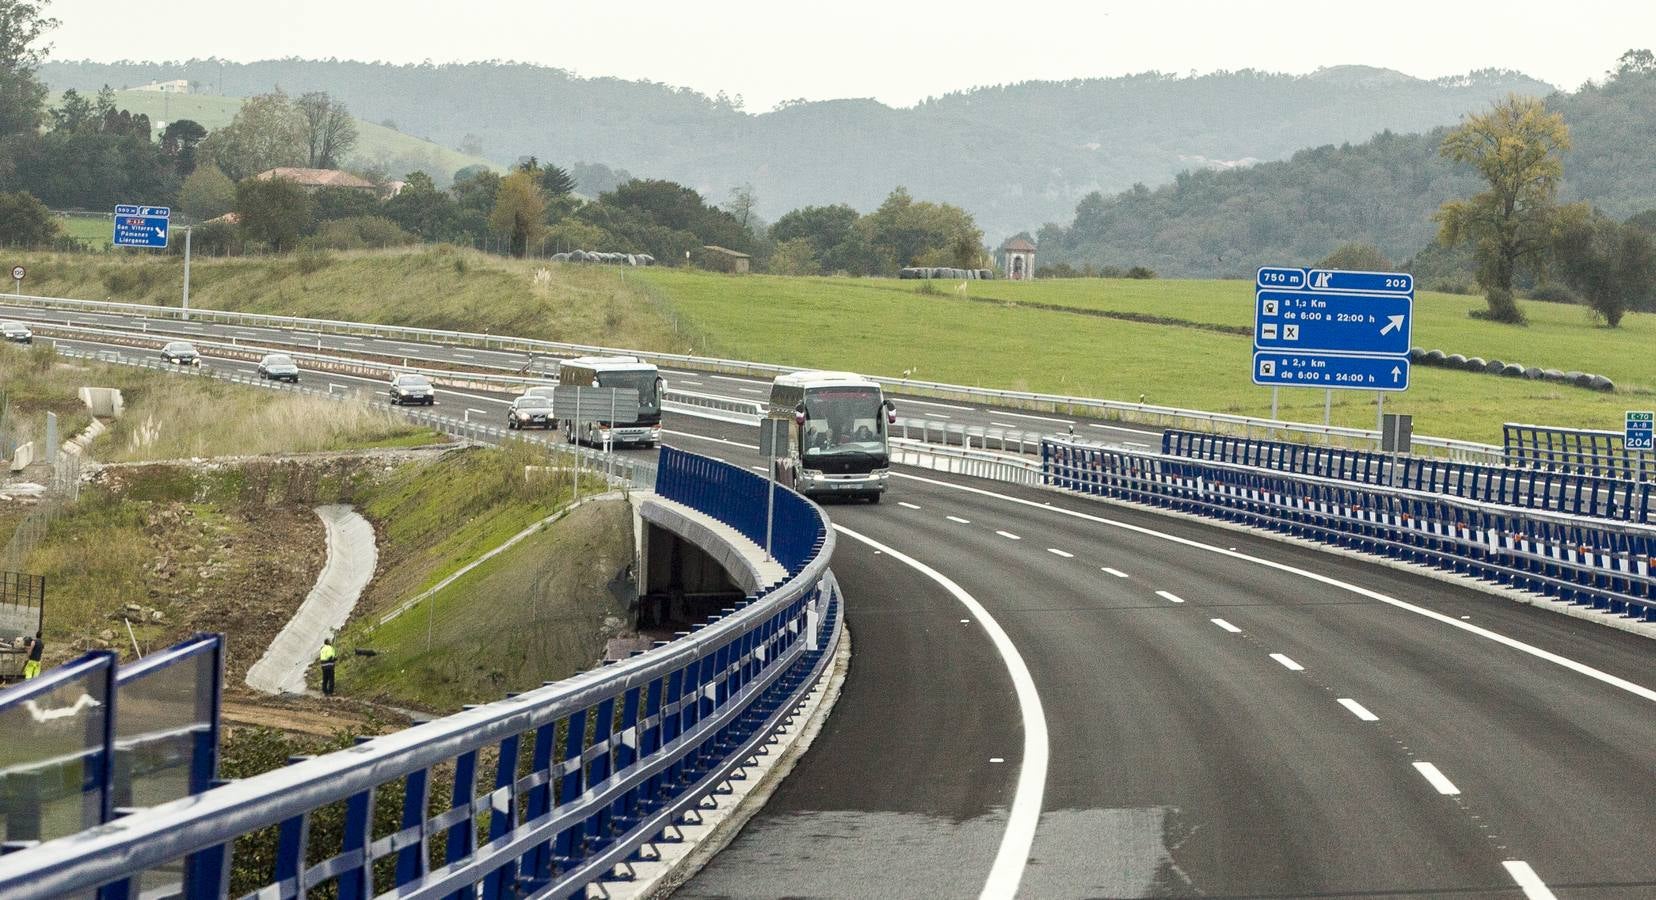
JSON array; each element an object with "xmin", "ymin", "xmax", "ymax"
[
  {"xmin": 1002, "ymin": 237, "xmax": 1036, "ymax": 281},
  {"xmin": 254, "ymin": 167, "xmax": 379, "ymax": 194},
  {"xmin": 696, "ymin": 245, "xmax": 752, "ymax": 274},
  {"xmin": 135, "ymin": 79, "xmax": 190, "ymax": 94}
]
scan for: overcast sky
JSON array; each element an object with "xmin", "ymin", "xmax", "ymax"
[{"xmin": 41, "ymin": 0, "xmax": 1650, "ymax": 109}]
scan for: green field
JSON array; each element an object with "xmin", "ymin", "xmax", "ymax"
[
  {"xmin": 55, "ymin": 214, "xmax": 111, "ymax": 246},
  {"xmin": 6, "ymin": 247, "xmax": 1649, "ymax": 443},
  {"xmin": 54, "ymin": 91, "xmax": 498, "ymax": 182}
]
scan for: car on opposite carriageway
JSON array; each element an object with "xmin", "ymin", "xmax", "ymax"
[
  {"xmin": 0, "ymin": 322, "xmax": 33, "ymax": 344},
  {"xmin": 160, "ymin": 341, "xmax": 201, "ymax": 365},
  {"xmin": 506, "ymin": 393, "xmax": 556, "ymax": 429},
  {"xmin": 388, "ymin": 373, "xmax": 435, "ymax": 405},
  {"xmin": 256, "ymin": 353, "xmax": 300, "ymax": 383}
]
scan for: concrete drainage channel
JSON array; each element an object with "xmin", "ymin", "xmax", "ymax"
[{"xmin": 245, "ymin": 505, "xmax": 378, "ymax": 695}]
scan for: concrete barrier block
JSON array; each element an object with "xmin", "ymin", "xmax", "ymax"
[
  {"xmin": 78, "ymin": 387, "xmax": 125, "ymax": 418},
  {"xmin": 9, "ymin": 442, "xmax": 34, "ymax": 473}
]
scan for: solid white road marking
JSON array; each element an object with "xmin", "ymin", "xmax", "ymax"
[
  {"xmin": 1046, "ymin": 548, "xmax": 1073, "ymax": 558},
  {"xmin": 898, "ymin": 501, "xmax": 922, "ymax": 510},
  {"xmin": 1210, "ymin": 618, "xmax": 1241, "ymax": 633},
  {"xmin": 748, "ymin": 465, "xmax": 767, "ymax": 472},
  {"xmin": 737, "ymin": 387, "xmax": 763, "ymax": 394},
  {"xmin": 996, "ymin": 530, "xmax": 1022, "ymax": 541},
  {"xmin": 989, "ymin": 422, "xmax": 1021, "ymax": 429},
  {"xmin": 1501, "ymin": 861, "xmax": 1557, "ymax": 900},
  {"xmin": 1413, "ymin": 762, "xmax": 1460, "ymax": 795},
  {"xmin": 711, "ymin": 374, "xmax": 758, "ymax": 384},
  {"xmin": 1270, "ymin": 653, "xmax": 1304, "ymax": 671},
  {"xmin": 894, "ymin": 397, "xmax": 975, "ymax": 411},
  {"xmin": 1155, "ymin": 590, "xmax": 1185, "ymax": 604},
  {"xmin": 894, "ymin": 472, "xmax": 1656, "ymax": 705},
  {"xmin": 1337, "ymin": 698, "xmax": 1379, "ymax": 721},
  {"xmin": 993, "ymin": 411, "xmax": 1073, "ymax": 425},
  {"xmin": 834, "ymin": 525, "xmax": 1047, "ymax": 900},
  {"xmin": 678, "ymin": 379, "xmax": 703, "ymax": 386},
  {"xmin": 924, "ymin": 412, "xmax": 952, "ymax": 419},
  {"xmin": 989, "ymin": 757, "xmax": 1005, "ymax": 764},
  {"xmin": 1085, "ymin": 422, "xmax": 1164, "ymax": 437},
  {"xmin": 947, "ymin": 515, "xmax": 971, "ymax": 524},
  {"xmin": 1102, "ymin": 567, "xmax": 1129, "ymax": 578}
]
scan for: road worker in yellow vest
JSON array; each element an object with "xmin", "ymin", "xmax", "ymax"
[{"xmin": 318, "ymin": 637, "xmax": 338, "ymax": 696}]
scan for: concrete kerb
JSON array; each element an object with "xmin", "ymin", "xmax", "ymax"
[
  {"xmin": 1038, "ymin": 481, "xmax": 1656, "ymax": 641},
  {"xmin": 607, "ymin": 622, "xmax": 852, "ymax": 900}
]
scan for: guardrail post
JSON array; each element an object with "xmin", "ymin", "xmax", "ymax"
[
  {"xmin": 443, "ymin": 749, "xmax": 479, "ymax": 898},
  {"xmin": 394, "ymin": 768, "xmax": 431, "ymax": 888}
]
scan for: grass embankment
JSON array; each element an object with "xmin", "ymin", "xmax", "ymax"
[
  {"xmin": 12, "ymin": 246, "xmax": 1650, "ymax": 442},
  {"xmin": 336, "ymin": 443, "xmax": 629, "ymax": 711}
]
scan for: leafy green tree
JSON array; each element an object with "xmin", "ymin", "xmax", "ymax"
[
  {"xmin": 766, "ymin": 237, "xmax": 819, "ymax": 275},
  {"xmin": 1552, "ymin": 214, "xmax": 1656, "ymax": 325},
  {"xmin": 1436, "ymin": 95, "xmax": 1575, "ymax": 323},
  {"xmin": 488, "ymin": 170, "xmax": 546, "ymax": 256},
  {"xmin": 312, "ymin": 185, "xmax": 380, "ymax": 222},
  {"xmin": 202, "ymin": 91, "xmax": 307, "ymax": 181},
  {"xmin": 160, "ymin": 119, "xmax": 207, "ymax": 175},
  {"xmin": 295, "ymin": 91, "xmax": 358, "ymax": 170},
  {"xmin": 1625, "ymin": 209, "xmax": 1656, "ymax": 234},
  {"xmin": 384, "ymin": 171, "xmax": 462, "ymax": 242},
  {"xmin": 0, "ymin": 0, "xmax": 56, "ymax": 137},
  {"xmin": 1317, "ymin": 242, "xmax": 1395, "ymax": 271},
  {"xmin": 867, "ymin": 186, "xmax": 983, "ymax": 270},
  {"xmin": 451, "ymin": 167, "xmax": 501, "ymax": 215},
  {"xmin": 770, "ymin": 203, "xmax": 878, "ymax": 274},
  {"xmin": 235, "ymin": 176, "xmax": 315, "ymax": 251},
  {"xmin": 179, "ymin": 163, "xmax": 235, "ymax": 221},
  {"xmin": 0, "ymin": 189, "xmax": 56, "ymax": 245},
  {"xmin": 304, "ymin": 215, "xmax": 415, "ymax": 251}
]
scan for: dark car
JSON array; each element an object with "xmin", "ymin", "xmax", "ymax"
[
  {"xmin": 160, "ymin": 340, "xmax": 200, "ymax": 365},
  {"xmin": 507, "ymin": 394, "xmax": 555, "ymax": 430},
  {"xmin": 256, "ymin": 353, "xmax": 300, "ymax": 383},
  {"xmin": 0, "ymin": 321, "xmax": 33, "ymax": 344},
  {"xmin": 388, "ymin": 373, "xmax": 435, "ymax": 405}
]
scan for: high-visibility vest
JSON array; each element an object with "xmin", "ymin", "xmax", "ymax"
[{"xmin": 319, "ymin": 645, "xmax": 337, "ymax": 664}]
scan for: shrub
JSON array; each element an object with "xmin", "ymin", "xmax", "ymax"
[
  {"xmin": 1125, "ymin": 265, "xmax": 1157, "ymax": 279},
  {"xmin": 303, "ymin": 216, "xmax": 416, "ymax": 252}
]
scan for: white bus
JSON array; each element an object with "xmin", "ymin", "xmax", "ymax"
[
  {"xmin": 557, "ymin": 356, "xmax": 664, "ymax": 447},
  {"xmin": 769, "ymin": 371, "xmax": 895, "ymax": 502}
]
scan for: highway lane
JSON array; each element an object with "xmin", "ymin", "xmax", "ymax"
[
  {"xmin": 1, "ymin": 303, "xmax": 1162, "ymax": 449},
  {"xmin": 45, "ymin": 328, "xmax": 1656, "ymax": 896},
  {"xmin": 661, "ymin": 413, "xmax": 1656, "ymax": 898}
]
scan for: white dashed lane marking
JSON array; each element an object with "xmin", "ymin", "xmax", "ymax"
[
  {"xmin": 1413, "ymin": 762, "xmax": 1460, "ymax": 795},
  {"xmin": 1155, "ymin": 590, "xmax": 1185, "ymax": 604},
  {"xmin": 1269, "ymin": 653, "xmax": 1304, "ymax": 671},
  {"xmin": 996, "ymin": 530, "xmax": 1022, "ymax": 541},
  {"xmin": 946, "ymin": 515, "xmax": 971, "ymax": 524},
  {"xmin": 898, "ymin": 501, "xmax": 922, "ymax": 510},
  {"xmin": 1101, "ymin": 567, "xmax": 1129, "ymax": 578},
  {"xmin": 1337, "ymin": 698, "xmax": 1379, "ymax": 722},
  {"xmin": 1210, "ymin": 618, "xmax": 1241, "ymax": 633},
  {"xmin": 1046, "ymin": 548, "xmax": 1073, "ymax": 558}
]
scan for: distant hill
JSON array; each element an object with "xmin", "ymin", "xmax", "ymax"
[
  {"xmin": 53, "ymin": 90, "xmax": 497, "ymax": 187},
  {"xmin": 1034, "ymin": 64, "xmax": 1656, "ymax": 278},
  {"xmin": 37, "ymin": 60, "xmax": 1552, "ymax": 237}
]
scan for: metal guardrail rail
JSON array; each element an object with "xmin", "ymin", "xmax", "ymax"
[
  {"xmin": 1044, "ymin": 439, "xmax": 1656, "ymax": 622},
  {"xmin": 0, "ymin": 292, "xmax": 1504, "ymax": 461},
  {"xmin": 0, "ymin": 448, "xmax": 842, "ymax": 898},
  {"xmin": 1503, "ymin": 422, "xmax": 1654, "ymax": 483}
]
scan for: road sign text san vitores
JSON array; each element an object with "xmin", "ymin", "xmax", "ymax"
[
  {"xmin": 113, "ymin": 204, "xmax": 171, "ymax": 249},
  {"xmin": 1253, "ymin": 266, "xmax": 1413, "ymax": 391}
]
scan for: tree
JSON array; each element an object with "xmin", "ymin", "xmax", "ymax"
[
  {"xmin": 1317, "ymin": 242, "xmax": 1394, "ymax": 271},
  {"xmin": 294, "ymin": 91, "xmax": 357, "ymax": 170},
  {"xmin": 1616, "ymin": 48, "xmax": 1656, "ymax": 77},
  {"xmin": 770, "ymin": 203, "xmax": 878, "ymax": 274},
  {"xmin": 451, "ymin": 167, "xmax": 501, "ymax": 214},
  {"xmin": 384, "ymin": 170, "xmax": 462, "ymax": 242},
  {"xmin": 1436, "ymin": 95, "xmax": 1574, "ymax": 323},
  {"xmin": 0, "ymin": 190, "xmax": 56, "ymax": 245},
  {"xmin": 235, "ymin": 176, "xmax": 315, "ymax": 251},
  {"xmin": 160, "ymin": 119, "xmax": 207, "ymax": 175},
  {"xmin": 0, "ymin": 0, "xmax": 57, "ymax": 137},
  {"xmin": 312, "ymin": 186, "xmax": 380, "ymax": 222},
  {"xmin": 723, "ymin": 184, "xmax": 759, "ymax": 232},
  {"xmin": 1553, "ymin": 214, "xmax": 1656, "ymax": 326},
  {"xmin": 540, "ymin": 164, "xmax": 576, "ymax": 198},
  {"xmin": 179, "ymin": 163, "xmax": 235, "ymax": 221},
  {"xmin": 488, "ymin": 170, "xmax": 546, "ymax": 257},
  {"xmin": 766, "ymin": 237, "xmax": 818, "ymax": 275},
  {"xmin": 202, "ymin": 91, "xmax": 307, "ymax": 181},
  {"xmin": 866, "ymin": 186, "xmax": 984, "ymax": 271}
]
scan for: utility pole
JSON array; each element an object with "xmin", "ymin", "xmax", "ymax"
[{"xmin": 181, "ymin": 225, "xmax": 193, "ymax": 321}]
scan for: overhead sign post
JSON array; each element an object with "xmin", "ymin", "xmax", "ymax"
[{"xmin": 1254, "ymin": 266, "xmax": 1414, "ymax": 436}]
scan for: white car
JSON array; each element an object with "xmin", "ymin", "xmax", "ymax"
[{"xmin": 0, "ymin": 322, "xmax": 32, "ymax": 344}]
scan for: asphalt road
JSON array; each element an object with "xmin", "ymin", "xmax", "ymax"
[{"xmin": 31, "ymin": 316, "xmax": 1656, "ymax": 899}]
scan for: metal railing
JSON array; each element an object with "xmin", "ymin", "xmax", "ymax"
[
  {"xmin": 0, "ymin": 450, "xmax": 842, "ymax": 899},
  {"xmin": 1044, "ymin": 439, "xmax": 1656, "ymax": 621},
  {"xmin": 1504, "ymin": 422, "xmax": 1654, "ymax": 483},
  {"xmin": 0, "ymin": 292, "xmax": 1505, "ymax": 461}
]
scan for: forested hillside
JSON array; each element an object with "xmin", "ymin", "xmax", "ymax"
[
  {"xmin": 1035, "ymin": 58, "xmax": 1656, "ymax": 278},
  {"xmin": 37, "ymin": 60, "xmax": 1549, "ymax": 237}
]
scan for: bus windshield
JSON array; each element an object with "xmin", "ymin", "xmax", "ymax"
[
  {"xmin": 801, "ymin": 388, "xmax": 885, "ymax": 457},
  {"xmin": 596, "ymin": 370, "xmax": 661, "ymax": 416}
]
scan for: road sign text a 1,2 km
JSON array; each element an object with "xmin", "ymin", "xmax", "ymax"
[{"xmin": 1253, "ymin": 265, "xmax": 1413, "ymax": 391}]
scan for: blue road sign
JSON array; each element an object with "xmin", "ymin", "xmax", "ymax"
[
  {"xmin": 1305, "ymin": 268, "xmax": 1413, "ymax": 295},
  {"xmin": 1256, "ymin": 266, "xmax": 1307, "ymax": 290},
  {"xmin": 1252, "ymin": 351, "xmax": 1410, "ymax": 392},
  {"xmin": 113, "ymin": 204, "xmax": 170, "ymax": 248},
  {"xmin": 1255, "ymin": 289, "xmax": 1413, "ymax": 356},
  {"xmin": 1627, "ymin": 411, "xmax": 1654, "ymax": 451}
]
